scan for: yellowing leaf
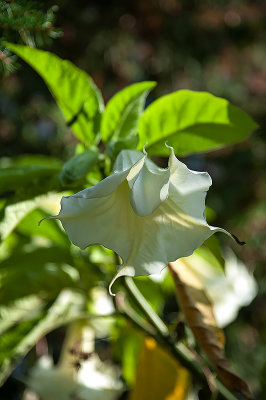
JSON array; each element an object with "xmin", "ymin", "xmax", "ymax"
[
  {"xmin": 129, "ymin": 337, "xmax": 190, "ymax": 400},
  {"xmin": 169, "ymin": 261, "xmax": 253, "ymax": 400}
]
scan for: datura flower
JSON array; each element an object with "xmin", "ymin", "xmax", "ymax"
[{"xmin": 49, "ymin": 146, "xmax": 233, "ymax": 294}]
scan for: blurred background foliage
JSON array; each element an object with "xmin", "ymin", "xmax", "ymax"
[{"xmin": 0, "ymin": 0, "xmax": 266, "ymax": 399}]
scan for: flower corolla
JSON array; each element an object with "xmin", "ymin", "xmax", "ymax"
[{"xmin": 51, "ymin": 147, "xmax": 230, "ymax": 294}]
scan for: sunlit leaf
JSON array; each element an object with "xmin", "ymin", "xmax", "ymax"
[
  {"xmin": 138, "ymin": 90, "xmax": 258, "ymax": 156},
  {"xmin": 101, "ymin": 81, "xmax": 156, "ymax": 142},
  {"xmin": 202, "ymin": 235, "xmax": 225, "ymax": 270},
  {"xmin": 17, "ymin": 208, "xmax": 69, "ymax": 247},
  {"xmin": 133, "ymin": 276, "xmax": 165, "ymax": 315},
  {"xmin": 0, "ymin": 193, "xmax": 63, "ymax": 242},
  {"xmin": 0, "ymin": 295, "xmax": 42, "ymax": 335},
  {"xmin": 129, "ymin": 337, "xmax": 190, "ymax": 400},
  {"xmin": 5, "ymin": 43, "xmax": 104, "ymax": 145},
  {"xmin": 0, "ymin": 198, "xmax": 37, "ymax": 241}
]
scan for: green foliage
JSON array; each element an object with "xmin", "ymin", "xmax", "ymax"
[
  {"xmin": 113, "ymin": 323, "xmax": 144, "ymax": 385},
  {"xmin": 202, "ymin": 235, "xmax": 225, "ymax": 270},
  {"xmin": 0, "ymin": 247, "xmax": 76, "ymax": 303},
  {"xmin": 0, "ymin": 163, "xmax": 61, "ymax": 196},
  {"xmin": 0, "ymin": 195, "xmax": 66, "ymax": 242},
  {"xmin": 0, "ymin": 289, "xmax": 85, "ymax": 386},
  {"xmin": 18, "ymin": 208, "xmax": 69, "ymax": 246},
  {"xmin": 0, "ymin": 295, "xmax": 42, "ymax": 335},
  {"xmin": 4, "ymin": 43, "xmax": 104, "ymax": 146},
  {"xmin": 0, "ymin": 1, "xmax": 60, "ymax": 42},
  {"xmin": 138, "ymin": 90, "xmax": 258, "ymax": 156},
  {"xmin": 101, "ymin": 81, "xmax": 156, "ymax": 142},
  {"xmin": 0, "ymin": 316, "xmax": 42, "ymax": 385},
  {"xmin": 0, "ymin": 1, "xmax": 61, "ymax": 74},
  {"xmin": 60, "ymin": 148, "xmax": 99, "ymax": 185},
  {"xmin": 0, "ymin": 43, "xmax": 260, "ymax": 396},
  {"xmin": 106, "ymin": 136, "xmax": 139, "ymax": 159}
]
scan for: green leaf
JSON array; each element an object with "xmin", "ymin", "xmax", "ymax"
[
  {"xmin": 0, "ymin": 199, "xmax": 38, "ymax": 241},
  {"xmin": 113, "ymin": 324, "xmax": 144, "ymax": 385},
  {"xmin": 17, "ymin": 208, "xmax": 69, "ymax": 247},
  {"xmin": 0, "ymin": 295, "xmax": 42, "ymax": 336},
  {"xmin": 203, "ymin": 235, "xmax": 225, "ymax": 270},
  {"xmin": 0, "ymin": 194, "xmax": 63, "ymax": 242},
  {"xmin": 101, "ymin": 81, "xmax": 156, "ymax": 142},
  {"xmin": 193, "ymin": 243, "xmax": 224, "ymax": 274},
  {"xmin": 0, "ymin": 164, "xmax": 61, "ymax": 196},
  {"xmin": 138, "ymin": 90, "xmax": 258, "ymax": 156},
  {"xmin": 59, "ymin": 148, "xmax": 99, "ymax": 185},
  {"xmin": 107, "ymin": 135, "xmax": 139, "ymax": 159},
  {"xmin": 0, "ymin": 289, "xmax": 86, "ymax": 386},
  {"xmin": 0, "ymin": 247, "xmax": 77, "ymax": 303},
  {"xmin": 0, "ymin": 316, "xmax": 41, "ymax": 386},
  {"xmin": 4, "ymin": 42, "xmax": 104, "ymax": 145}
]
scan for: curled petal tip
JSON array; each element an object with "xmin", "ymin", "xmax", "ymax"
[
  {"xmin": 109, "ymin": 266, "xmax": 135, "ymax": 296},
  {"xmin": 142, "ymin": 142, "xmax": 148, "ymax": 155},
  {"xmin": 38, "ymin": 215, "xmax": 57, "ymax": 226},
  {"xmin": 109, "ymin": 273, "xmax": 119, "ymax": 297},
  {"xmin": 231, "ymin": 233, "xmax": 246, "ymax": 246},
  {"xmin": 165, "ymin": 142, "xmax": 173, "ymax": 151},
  {"xmin": 108, "ymin": 281, "xmax": 116, "ymax": 297}
]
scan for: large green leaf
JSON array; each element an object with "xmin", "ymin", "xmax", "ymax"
[
  {"xmin": 0, "ymin": 289, "xmax": 86, "ymax": 386},
  {"xmin": 101, "ymin": 81, "xmax": 156, "ymax": 142},
  {"xmin": 138, "ymin": 90, "xmax": 258, "ymax": 156},
  {"xmin": 5, "ymin": 42, "xmax": 104, "ymax": 145}
]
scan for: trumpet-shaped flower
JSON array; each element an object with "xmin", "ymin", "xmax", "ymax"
[{"xmin": 50, "ymin": 147, "xmax": 231, "ymax": 293}]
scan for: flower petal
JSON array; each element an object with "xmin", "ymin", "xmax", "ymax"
[
  {"xmin": 168, "ymin": 147, "xmax": 212, "ymax": 221},
  {"xmin": 109, "ymin": 198, "xmax": 217, "ymax": 294},
  {"xmin": 71, "ymin": 168, "xmax": 129, "ymax": 201},
  {"xmin": 57, "ymin": 181, "xmax": 133, "ymax": 254},
  {"xmin": 129, "ymin": 159, "xmax": 170, "ymax": 216},
  {"xmin": 113, "ymin": 149, "xmax": 144, "ymax": 172}
]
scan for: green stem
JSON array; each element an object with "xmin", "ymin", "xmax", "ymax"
[{"xmin": 122, "ymin": 276, "xmax": 239, "ymax": 400}]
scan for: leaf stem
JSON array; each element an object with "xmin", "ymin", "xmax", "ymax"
[{"xmin": 122, "ymin": 276, "xmax": 239, "ymax": 400}]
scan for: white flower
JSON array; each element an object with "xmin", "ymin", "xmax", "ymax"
[
  {"xmin": 24, "ymin": 322, "xmax": 122, "ymax": 400},
  {"xmin": 25, "ymin": 354, "xmax": 122, "ymax": 400},
  {"xmin": 184, "ymin": 249, "xmax": 257, "ymax": 327},
  {"xmin": 49, "ymin": 146, "xmax": 230, "ymax": 294}
]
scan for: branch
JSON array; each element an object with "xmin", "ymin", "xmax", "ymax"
[{"xmin": 121, "ymin": 276, "xmax": 239, "ymax": 400}]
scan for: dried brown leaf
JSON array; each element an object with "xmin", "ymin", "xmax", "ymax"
[{"xmin": 168, "ymin": 260, "xmax": 253, "ymax": 400}]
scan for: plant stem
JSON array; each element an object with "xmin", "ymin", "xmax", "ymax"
[{"xmin": 122, "ymin": 276, "xmax": 239, "ymax": 400}]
